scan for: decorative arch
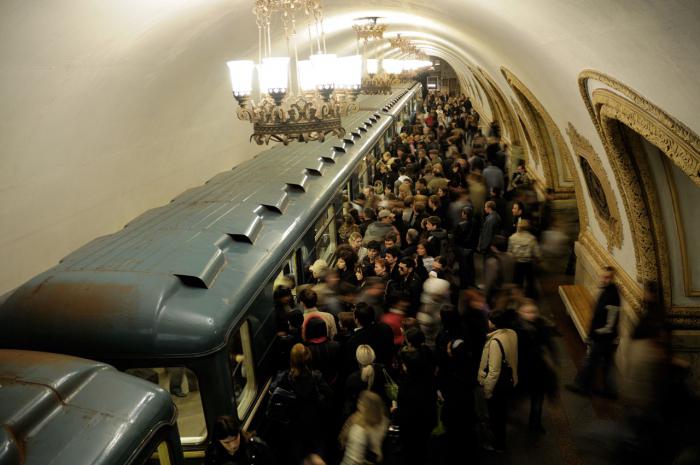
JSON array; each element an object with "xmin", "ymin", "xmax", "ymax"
[
  {"xmin": 580, "ymin": 70, "xmax": 700, "ymax": 328},
  {"xmin": 566, "ymin": 123, "xmax": 622, "ymax": 250},
  {"xmin": 500, "ymin": 67, "xmax": 575, "ymax": 196},
  {"xmin": 475, "ymin": 67, "xmax": 520, "ymax": 145}
]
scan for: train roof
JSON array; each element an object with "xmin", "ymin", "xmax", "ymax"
[
  {"xmin": 0, "ymin": 84, "xmax": 420, "ymax": 359},
  {"xmin": 0, "ymin": 350, "xmax": 176, "ymax": 465}
]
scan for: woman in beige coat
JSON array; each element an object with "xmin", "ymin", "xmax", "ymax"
[{"xmin": 477, "ymin": 310, "xmax": 518, "ymax": 451}]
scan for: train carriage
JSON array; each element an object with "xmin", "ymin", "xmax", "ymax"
[
  {"xmin": 0, "ymin": 350, "xmax": 182, "ymax": 465},
  {"xmin": 0, "ymin": 83, "xmax": 421, "ymax": 460}
]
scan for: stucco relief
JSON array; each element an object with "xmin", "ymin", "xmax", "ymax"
[
  {"xmin": 500, "ymin": 67, "xmax": 575, "ymax": 198},
  {"xmin": 579, "ymin": 70, "xmax": 700, "ymax": 329},
  {"xmin": 566, "ymin": 123, "xmax": 622, "ymax": 251}
]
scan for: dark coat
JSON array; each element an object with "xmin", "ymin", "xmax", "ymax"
[
  {"xmin": 343, "ymin": 324, "xmax": 395, "ymax": 375},
  {"xmin": 478, "ymin": 211, "xmax": 502, "ymax": 253},
  {"xmin": 589, "ymin": 283, "xmax": 621, "ymax": 342},
  {"xmin": 205, "ymin": 435, "xmax": 275, "ymax": 465}
]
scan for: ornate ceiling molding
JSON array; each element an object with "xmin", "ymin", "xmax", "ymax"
[
  {"xmin": 579, "ymin": 70, "xmax": 700, "ymax": 188},
  {"xmin": 500, "ymin": 67, "xmax": 575, "ymax": 197},
  {"xmin": 579, "ymin": 70, "xmax": 700, "ymax": 328},
  {"xmin": 475, "ymin": 67, "xmax": 519, "ymax": 146},
  {"xmin": 566, "ymin": 123, "xmax": 622, "ymax": 251}
]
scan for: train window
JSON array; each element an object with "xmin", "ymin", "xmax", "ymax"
[
  {"xmin": 314, "ymin": 205, "xmax": 337, "ymax": 261},
  {"xmin": 230, "ymin": 320, "xmax": 256, "ymax": 418},
  {"xmin": 126, "ymin": 367, "xmax": 207, "ymax": 445}
]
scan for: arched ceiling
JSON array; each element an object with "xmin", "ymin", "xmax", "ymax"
[{"xmin": 0, "ymin": 0, "xmax": 699, "ymax": 294}]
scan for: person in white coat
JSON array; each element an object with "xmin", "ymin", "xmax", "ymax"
[{"xmin": 478, "ymin": 309, "xmax": 518, "ymax": 451}]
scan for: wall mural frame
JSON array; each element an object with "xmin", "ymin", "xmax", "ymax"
[
  {"xmin": 500, "ymin": 67, "xmax": 576, "ymax": 198},
  {"xmin": 579, "ymin": 69, "xmax": 700, "ymax": 329},
  {"xmin": 566, "ymin": 123, "xmax": 622, "ymax": 251}
]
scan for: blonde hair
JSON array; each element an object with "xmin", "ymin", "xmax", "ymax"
[
  {"xmin": 339, "ymin": 391, "xmax": 387, "ymax": 448},
  {"xmin": 290, "ymin": 343, "xmax": 312, "ymax": 378},
  {"xmin": 356, "ymin": 344, "xmax": 376, "ymax": 389}
]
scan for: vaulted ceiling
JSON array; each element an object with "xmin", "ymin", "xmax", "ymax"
[{"xmin": 1, "ymin": 0, "xmax": 699, "ymax": 294}]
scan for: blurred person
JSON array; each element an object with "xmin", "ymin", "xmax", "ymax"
[
  {"xmin": 515, "ymin": 299, "xmax": 558, "ymax": 433},
  {"xmin": 300, "ymin": 289, "xmax": 337, "ymax": 341},
  {"xmin": 304, "ymin": 317, "xmax": 341, "ymax": 386},
  {"xmin": 452, "ymin": 206, "xmax": 479, "ymax": 288},
  {"xmin": 478, "ymin": 200, "xmax": 502, "ymax": 255},
  {"xmin": 395, "ymin": 349, "xmax": 437, "ymax": 465},
  {"xmin": 343, "ymin": 303, "xmax": 395, "ymax": 375},
  {"xmin": 205, "ymin": 415, "xmax": 274, "ymax": 465},
  {"xmin": 567, "ymin": 266, "xmax": 621, "ymax": 397},
  {"xmin": 478, "ymin": 309, "xmax": 518, "ymax": 452},
  {"xmin": 339, "ymin": 391, "xmax": 389, "ymax": 465},
  {"xmin": 343, "ymin": 345, "xmax": 389, "ymax": 417},
  {"xmin": 268, "ymin": 344, "xmax": 332, "ymax": 463},
  {"xmin": 417, "ymin": 277, "xmax": 451, "ymax": 348},
  {"xmin": 507, "ymin": 220, "xmax": 541, "ymax": 298}
]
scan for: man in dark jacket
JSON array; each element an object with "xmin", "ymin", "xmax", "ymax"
[
  {"xmin": 453, "ymin": 206, "xmax": 479, "ymax": 288},
  {"xmin": 343, "ymin": 303, "xmax": 395, "ymax": 376},
  {"xmin": 567, "ymin": 266, "xmax": 621, "ymax": 397},
  {"xmin": 478, "ymin": 200, "xmax": 501, "ymax": 254},
  {"xmin": 425, "ymin": 216, "xmax": 449, "ymax": 258}
]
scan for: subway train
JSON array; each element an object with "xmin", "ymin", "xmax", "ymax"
[
  {"xmin": 0, "ymin": 350, "xmax": 183, "ymax": 465},
  {"xmin": 0, "ymin": 83, "xmax": 421, "ymax": 461}
]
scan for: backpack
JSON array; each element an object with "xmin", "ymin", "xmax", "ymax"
[
  {"xmin": 265, "ymin": 372, "xmax": 298, "ymax": 425},
  {"xmin": 493, "ymin": 338, "xmax": 514, "ymax": 393}
]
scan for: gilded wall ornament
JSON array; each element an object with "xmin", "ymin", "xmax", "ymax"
[
  {"xmin": 566, "ymin": 123, "xmax": 622, "ymax": 251},
  {"xmin": 578, "ymin": 69, "xmax": 700, "ymax": 329},
  {"xmin": 500, "ymin": 67, "xmax": 576, "ymax": 198}
]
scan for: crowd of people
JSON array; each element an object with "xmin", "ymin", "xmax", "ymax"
[
  {"xmin": 201, "ymin": 90, "xmax": 698, "ymax": 465},
  {"xmin": 199, "ymin": 90, "xmax": 568, "ymax": 465}
]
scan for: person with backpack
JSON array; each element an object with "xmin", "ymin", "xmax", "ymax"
[
  {"xmin": 205, "ymin": 415, "xmax": 275, "ymax": 465},
  {"xmin": 338, "ymin": 391, "xmax": 389, "ymax": 465},
  {"xmin": 266, "ymin": 343, "xmax": 332, "ymax": 464},
  {"xmin": 477, "ymin": 309, "xmax": 518, "ymax": 452}
]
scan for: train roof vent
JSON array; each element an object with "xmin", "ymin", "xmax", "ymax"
[
  {"xmin": 253, "ymin": 190, "xmax": 290, "ymax": 214},
  {"xmin": 207, "ymin": 208, "xmax": 264, "ymax": 243},
  {"xmin": 350, "ymin": 130, "xmax": 362, "ymax": 138},
  {"xmin": 304, "ymin": 167, "xmax": 323, "ymax": 177},
  {"xmin": 342, "ymin": 137, "xmax": 355, "ymax": 145},
  {"xmin": 285, "ymin": 174, "xmax": 309, "ymax": 192},
  {"xmin": 357, "ymin": 126, "xmax": 368, "ymax": 133},
  {"xmin": 333, "ymin": 145, "xmax": 346, "ymax": 154},
  {"xmin": 172, "ymin": 244, "xmax": 226, "ymax": 289},
  {"xmin": 320, "ymin": 154, "xmax": 336, "ymax": 164}
]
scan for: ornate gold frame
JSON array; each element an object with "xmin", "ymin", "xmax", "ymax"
[
  {"xmin": 500, "ymin": 67, "xmax": 576, "ymax": 198},
  {"xmin": 661, "ymin": 157, "xmax": 700, "ymax": 296},
  {"xmin": 579, "ymin": 69, "xmax": 700, "ymax": 328},
  {"xmin": 566, "ymin": 123, "xmax": 622, "ymax": 250}
]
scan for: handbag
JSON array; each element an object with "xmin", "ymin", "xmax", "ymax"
[
  {"xmin": 382, "ymin": 367, "xmax": 399, "ymax": 401},
  {"xmin": 492, "ymin": 339, "xmax": 514, "ymax": 393}
]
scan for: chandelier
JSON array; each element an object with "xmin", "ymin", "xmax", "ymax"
[
  {"xmin": 226, "ymin": 0, "xmax": 362, "ymax": 145},
  {"xmin": 353, "ymin": 17, "xmax": 393, "ymax": 95}
]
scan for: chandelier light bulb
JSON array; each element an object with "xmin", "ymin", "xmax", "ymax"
[
  {"xmin": 366, "ymin": 58, "xmax": 379, "ymax": 75},
  {"xmin": 337, "ymin": 55, "xmax": 362, "ymax": 89},
  {"xmin": 226, "ymin": 60, "xmax": 255, "ymax": 96},
  {"xmin": 311, "ymin": 53, "xmax": 338, "ymax": 90},
  {"xmin": 259, "ymin": 57, "xmax": 290, "ymax": 94},
  {"xmin": 297, "ymin": 60, "xmax": 316, "ymax": 92}
]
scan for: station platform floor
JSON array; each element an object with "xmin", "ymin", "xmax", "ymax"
[{"xmin": 391, "ymin": 269, "xmax": 699, "ymax": 465}]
